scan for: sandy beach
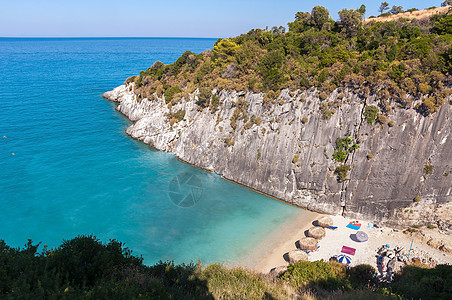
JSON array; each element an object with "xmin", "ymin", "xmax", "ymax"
[{"xmin": 247, "ymin": 210, "xmax": 452, "ymax": 274}]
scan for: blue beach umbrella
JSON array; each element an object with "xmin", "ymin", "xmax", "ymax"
[{"xmin": 337, "ymin": 254, "xmax": 352, "ymax": 265}]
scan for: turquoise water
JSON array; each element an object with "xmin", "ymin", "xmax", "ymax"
[{"xmin": 0, "ymin": 38, "xmax": 299, "ymax": 265}]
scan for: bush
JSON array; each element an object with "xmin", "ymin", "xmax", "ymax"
[
  {"xmin": 390, "ymin": 264, "xmax": 452, "ymax": 299},
  {"xmin": 282, "ymin": 261, "xmax": 350, "ymax": 292},
  {"xmin": 293, "ymin": 154, "xmax": 300, "ymax": 163},
  {"xmin": 333, "ymin": 136, "xmax": 359, "ymax": 162},
  {"xmin": 424, "ymin": 163, "xmax": 434, "ymax": 175},
  {"xmin": 364, "ymin": 105, "xmax": 379, "ymax": 124},
  {"xmin": 334, "ymin": 164, "xmax": 351, "ymax": 181},
  {"xmin": 164, "ymin": 86, "xmax": 182, "ymax": 104}
]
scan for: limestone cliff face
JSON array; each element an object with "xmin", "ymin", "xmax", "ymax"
[{"xmin": 103, "ymin": 84, "xmax": 452, "ymax": 227}]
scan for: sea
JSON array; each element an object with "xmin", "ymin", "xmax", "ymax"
[{"xmin": 0, "ymin": 37, "xmax": 302, "ymax": 265}]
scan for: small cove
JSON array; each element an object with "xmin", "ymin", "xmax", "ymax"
[{"xmin": 0, "ymin": 37, "xmax": 306, "ymax": 265}]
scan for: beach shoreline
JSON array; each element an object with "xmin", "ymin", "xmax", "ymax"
[
  {"xmin": 243, "ymin": 211, "xmax": 452, "ymax": 274},
  {"xmin": 237, "ymin": 209, "xmax": 320, "ymax": 273}
]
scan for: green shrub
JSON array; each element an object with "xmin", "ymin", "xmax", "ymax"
[
  {"xmin": 333, "ymin": 136, "xmax": 359, "ymax": 162},
  {"xmin": 173, "ymin": 109, "xmax": 186, "ymax": 122},
  {"xmin": 334, "ymin": 164, "xmax": 351, "ymax": 181},
  {"xmin": 364, "ymin": 105, "xmax": 379, "ymax": 124},
  {"xmin": 333, "ymin": 150, "xmax": 347, "ymax": 162},
  {"xmin": 390, "ymin": 264, "xmax": 452, "ymax": 299},
  {"xmin": 424, "ymin": 163, "xmax": 434, "ymax": 175},
  {"xmin": 164, "ymin": 86, "xmax": 182, "ymax": 104},
  {"xmin": 293, "ymin": 154, "xmax": 300, "ymax": 163},
  {"xmin": 282, "ymin": 261, "xmax": 350, "ymax": 292}
]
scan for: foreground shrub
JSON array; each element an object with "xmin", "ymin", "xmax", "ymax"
[{"xmin": 389, "ymin": 264, "xmax": 452, "ymax": 300}]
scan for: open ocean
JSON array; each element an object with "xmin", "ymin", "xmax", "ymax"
[{"xmin": 0, "ymin": 37, "xmax": 301, "ymax": 265}]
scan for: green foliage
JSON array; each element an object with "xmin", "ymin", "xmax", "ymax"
[
  {"xmin": 364, "ymin": 105, "xmax": 379, "ymax": 124},
  {"xmin": 200, "ymin": 264, "xmax": 287, "ymax": 299},
  {"xmin": 311, "ymin": 6, "xmax": 330, "ymax": 29},
  {"xmin": 390, "ymin": 264, "xmax": 452, "ymax": 299},
  {"xmin": 173, "ymin": 109, "xmax": 186, "ymax": 122},
  {"xmin": 259, "ymin": 50, "xmax": 284, "ymax": 90},
  {"xmin": 2, "ymin": 237, "xmax": 442, "ymax": 299},
  {"xmin": 164, "ymin": 85, "xmax": 182, "ymax": 104},
  {"xmin": 379, "ymin": 2, "xmax": 389, "ymax": 14},
  {"xmin": 335, "ymin": 164, "xmax": 351, "ymax": 181},
  {"xmin": 424, "ymin": 163, "xmax": 434, "ymax": 175},
  {"xmin": 197, "ymin": 86, "xmax": 212, "ymax": 108},
  {"xmin": 126, "ymin": 5, "xmax": 451, "ymax": 118},
  {"xmin": 338, "ymin": 8, "xmax": 363, "ymax": 37},
  {"xmin": 293, "ymin": 154, "xmax": 300, "ymax": 163},
  {"xmin": 333, "ymin": 136, "xmax": 359, "ymax": 162},
  {"xmin": 435, "ymin": 14, "xmax": 452, "ymax": 35},
  {"xmin": 282, "ymin": 261, "xmax": 350, "ymax": 292},
  {"xmin": 389, "ymin": 5, "xmax": 404, "ymax": 15},
  {"xmin": 213, "ymin": 38, "xmax": 240, "ymax": 65}
]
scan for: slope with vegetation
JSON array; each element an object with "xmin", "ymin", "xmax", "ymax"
[
  {"xmin": 128, "ymin": 4, "xmax": 451, "ymax": 117},
  {"xmin": 105, "ymin": 4, "xmax": 452, "ymax": 225},
  {"xmin": 1, "ymin": 236, "xmax": 451, "ymax": 299}
]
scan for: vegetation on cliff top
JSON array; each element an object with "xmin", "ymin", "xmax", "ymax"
[
  {"xmin": 2, "ymin": 236, "xmax": 451, "ymax": 299},
  {"xmin": 127, "ymin": 4, "xmax": 452, "ymax": 117}
]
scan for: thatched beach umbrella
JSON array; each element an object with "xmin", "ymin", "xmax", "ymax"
[
  {"xmin": 287, "ymin": 250, "xmax": 308, "ymax": 264},
  {"xmin": 308, "ymin": 226, "xmax": 326, "ymax": 239},
  {"xmin": 317, "ymin": 216, "xmax": 333, "ymax": 228},
  {"xmin": 297, "ymin": 237, "xmax": 318, "ymax": 251}
]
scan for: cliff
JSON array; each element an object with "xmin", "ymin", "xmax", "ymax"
[{"xmin": 103, "ymin": 85, "xmax": 452, "ymax": 228}]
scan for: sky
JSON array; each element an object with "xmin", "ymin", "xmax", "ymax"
[{"xmin": 0, "ymin": 0, "xmax": 444, "ymax": 38}]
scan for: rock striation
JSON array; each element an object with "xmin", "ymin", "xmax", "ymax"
[{"xmin": 103, "ymin": 84, "xmax": 452, "ymax": 227}]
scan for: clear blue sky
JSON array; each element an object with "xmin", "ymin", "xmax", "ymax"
[{"xmin": 0, "ymin": 0, "xmax": 443, "ymax": 38}]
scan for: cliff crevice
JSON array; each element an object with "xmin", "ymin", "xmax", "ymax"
[{"xmin": 103, "ymin": 85, "xmax": 452, "ymax": 227}]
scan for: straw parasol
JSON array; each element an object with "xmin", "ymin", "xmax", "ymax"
[
  {"xmin": 317, "ymin": 216, "xmax": 333, "ymax": 227},
  {"xmin": 287, "ymin": 250, "xmax": 308, "ymax": 264},
  {"xmin": 308, "ymin": 226, "xmax": 326, "ymax": 239},
  {"xmin": 297, "ymin": 237, "xmax": 318, "ymax": 251}
]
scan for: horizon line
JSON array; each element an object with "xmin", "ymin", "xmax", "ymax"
[{"xmin": 0, "ymin": 36, "xmax": 220, "ymax": 39}]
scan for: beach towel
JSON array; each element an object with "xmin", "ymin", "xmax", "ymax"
[
  {"xmin": 346, "ymin": 220, "xmax": 361, "ymax": 230},
  {"xmin": 341, "ymin": 245, "xmax": 356, "ymax": 256}
]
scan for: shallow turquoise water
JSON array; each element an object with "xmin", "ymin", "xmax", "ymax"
[{"xmin": 0, "ymin": 38, "xmax": 299, "ymax": 265}]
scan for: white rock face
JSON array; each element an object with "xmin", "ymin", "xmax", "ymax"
[{"xmin": 103, "ymin": 84, "xmax": 452, "ymax": 226}]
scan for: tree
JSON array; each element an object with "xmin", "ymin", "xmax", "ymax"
[
  {"xmin": 379, "ymin": 2, "xmax": 389, "ymax": 14},
  {"xmin": 338, "ymin": 8, "xmax": 363, "ymax": 37},
  {"xmin": 390, "ymin": 5, "xmax": 403, "ymax": 14},
  {"xmin": 358, "ymin": 4, "xmax": 366, "ymax": 19},
  {"xmin": 441, "ymin": 0, "xmax": 451, "ymax": 7},
  {"xmin": 311, "ymin": 5, "xmax": 330, "ymax": 29}
]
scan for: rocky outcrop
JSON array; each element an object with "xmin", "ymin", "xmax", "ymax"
[{"xmin": 103, "ymin": 84, "xmax": 452, "ymax": 227}]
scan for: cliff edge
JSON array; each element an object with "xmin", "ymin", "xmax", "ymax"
[{"xmin": 103, "ymin": 85, "xmax": 452, "ymax": 228}]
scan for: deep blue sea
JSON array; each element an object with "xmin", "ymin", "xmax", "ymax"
[{"xmin": 0, "ymin": 38, "xmax": 300, "ymax": 265}]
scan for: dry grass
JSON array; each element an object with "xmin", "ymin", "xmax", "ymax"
[{"xmin": 365, "ymin": 6, "xmax": 450, "ymax": 24}]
